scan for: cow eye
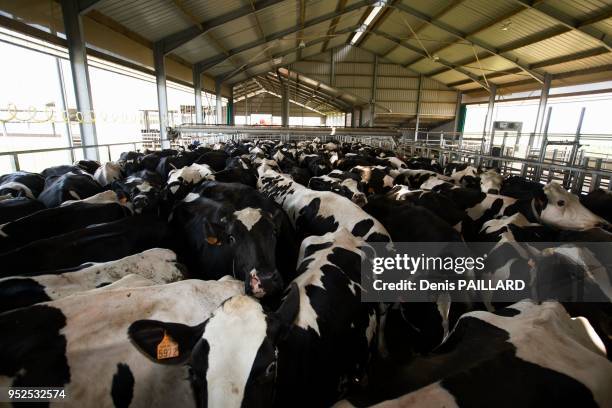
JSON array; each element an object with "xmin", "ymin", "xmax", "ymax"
[
  {"xmin": 557, "ymin": 200, "xmax": 565, "ymax": 207},
  {"xmin": 229, "ymin": 235, "xmax": 236, "ymax": 244}
]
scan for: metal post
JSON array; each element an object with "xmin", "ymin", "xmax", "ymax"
[
  {"xmin": 591, "ymin": 158, "xmax": 603, "ymax": 191},
  {"xmin": 330, "ymin": 49, "xmax": 336, "ymax": 87},
  {"xmin": 55, "ymin": 57, "xmax": 75, "ymax": 163},
  {"xmin": 535, "ymin": 106, "xmax": 553, "ymax": 182},
  {"xmin": 370, "ymin": 55, "xmax": 378, "ymax": 127},
  {"xmin": 575, "ymin": 156, "xmax": 588, "ymax": 194},
  {"xmin": 415, "ymin": 74, "xmax": 423, "ymax": 137},
  {"xmin": 153, "ymin": 43, "xmax": 170, "ymax": 149},
  {"xmin": 193, "ymin": 67, "xmax": 203, "ymax": 124},
  {"xmin": 481, "ymin": 84, "xmax": 497, "ymax": 159},
  {"xmin": 453, "ymin": 92, "xmax": 462, "ymax": 132},
  {"xmin": 358, "ymin": 107, "xmax": 363, "ymax": 127},
  {"xmin": 564, "ymin": 107, "xmax": 585, "ymax": 188},
  {"xmin": 547, "ymin": 149, "xmax": 558, "ymax": 183},
  {"xmin": 228, "ymin": 86, "xmax": 235, "ymax": 125},
  {"xmin": 533, "ymin": 73, "xmax": 552, "ymax": 135},
  {"xmin": 281, "ymin": 80, "xmax": 289, "ymax": 127},
  {"xmin": 60, "ymin": 0, "xmax": 99, "ymax": 160},
  {"xmin": 215, "ymin": 78, "xmax": 223, "ymax": 125},
  {"xmin": 350, "ymin": 108, "xmax": 356, "ymax": 127}
]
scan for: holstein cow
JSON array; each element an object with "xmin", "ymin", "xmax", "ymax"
[
  {"xmin": 0, "ymin": 197, "xmax": 45, "ymax": 224},
  {"xmin": 113, "ymin": 170, "xmax": 164, "ymax": 215},
  {"xmin": 0, "ymin": 171, "xmax": 45, "ymax": 199},
  {"xmin": 309, "ymin": 170, "xmax": 367, "ymax": 206},
  {"xmin": 0, "ymin": 201, "xmax": 130, "ymax": 252},
  {"xmin": 0, "ymin": 215, "xmax": 172, "ymax": 277},
  {"xmin": 166, "ymin": 163, "xmax": 213, "ymax": 198},
  {"xmin": 94, "ymin": 161, "xmax": 124, "ymax": 186},
  {"xmin": 170, "ymin": 194, "xmax": 285, "ymax": 298},
  {"xmin": 0, "ymin": 278, "xmax": 243, "ymax": 408},
  {"xmin": 257, "ymin": 169, "xmax": 390, "ymax": 243},
  {"xmin": 38, "ymin": 172, "xmax": 103, "ymax": 208},
  {"xmin": 129, "ymin": 229, "xmax": 378, "ymax": 408},
  {"xmin": 336, "ymin": 301, "xmax": 612, "ymax": 407},
  {"xmin": 0, "ymin": 248, "xmax": 185, "ymax": 312},
  {"xmin": 479, "ymin": 168, "xmax": 503, "ymax": 194},
  {"xmin": 445, "ymin": 163, "xmax": 480, "ymax": 190},
  {"xmin": 539, "ymin": 183, "xmax": 610, "ymax": 231},
  {"xmin": 581, "ymin": 189, "xmax": 612, "ymax": 223},
  {"xmin": 350, "ymin": 165, "xmax": 395, "ymax": 195}
]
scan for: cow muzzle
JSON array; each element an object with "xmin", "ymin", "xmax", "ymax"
[
  {"xmin": 487, "ymin": 188, "xmax": 499, "ymax": 195},
  {"xmin": 248, "ymin": 269, "xmax": 283, "ymax": 298}
]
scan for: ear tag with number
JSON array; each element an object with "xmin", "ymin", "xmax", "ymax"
[
  {"xmin": 207, "ymin": 236, "xmax": 220, "ymax": 245},
  {"xmin": 157, "ymin": 331, "xmax": 179, "ymax": 360}
]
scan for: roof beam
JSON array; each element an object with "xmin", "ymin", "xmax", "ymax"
[
  {"xmin": 195, "ymin": 0, "xmax": 376, "ymax": 73},
  {"xmin": 354, "ymin": 0, "xmax": 398, "ymax": 48},
  {"xmin": 369, "ymin": 29, "xmax": 491, "ymax": 91},
  {"xmin": 220, "ymin": 25, "xmax": 358, "ymax": 82},
  {"xmin": 391, "ymin": 2, "xmax": 544, "ymax": 83},
  {"xmin": 321, "ymin": 0, "xmax": 348, "ymax": 53},
  {"xmin": 157, "ymin": 0, "xmax": 285, "ymax": 54},
  {"xmin": 463, "ymin": 64, "xmax": 612, "ymax": 94},
  {"xmin": 264, "ymin": 73, "xmax": 351, "ymax": 110},
  {"xmin": 509, "ymin": 1, "xmax": 612, "ymax": 51},
  {"xmin": 296, "ymin": 0, "xmax": 306, "ymax": 61},
  {"xmin": 78, "ymin": 0, "xmax": 101, "ymax": 14},
  {"xmin": 381, "ymin": 0, "xmax": 464, "ymax": 59}
]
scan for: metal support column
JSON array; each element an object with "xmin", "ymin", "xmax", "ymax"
[
  {"xmin": 533, "ymin": 73, "xmax": 552, "ymax": 135},
  {"xmin": 535, "ymin": 106, "xmax": 553, "ymax": 182},
  {"xmin": 370, "ymin": 55, "xmax": 378, "ymax": 127},
  {"xmin": 453, "ymin": 92, "xmax": 462, "ymax": 133},
  {"xmin": 60, "ymin": 0, "xmax": 98, "ymax": 160},
  {"xmin": 55, "ymin": 57, "xmax": 74, "ymax": 163},
  {"xmin": 193, "ymin": 67, "xmax": 203, "ymax": 124},
  {"xmin": 153, "ymin": 43, "xmax": 170, "ymax": 148},
  {"xmin": 415, "ymin": 74, "xmax": 423, "ymax": 138},
  {"xmin": 564, "ymin": 107, "xmax": 585, "ymax": 188},
  {"xmin": 215, "ymin": 78, "xmax": 223, "ymax": 125},
  {"xmin": 330, "ymin": 49, "xmax": 336, "ymax": 87},
  {"xmin": 481, "ymin": 84, "xmax": 497, "ymax": 158},
  {"xmin": 351, "ymin": 108, "xmax": 356, "ymax": 127},
  {"xmin": 228, "ymin": 86, "xmax": 235, "ymax": 125},
  {"xmin": 281, "ymin": 80, "xmax": 289, "ymax": 127}
]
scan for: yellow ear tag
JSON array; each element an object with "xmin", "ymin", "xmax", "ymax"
[
  {"xmin": 157, "ymin": 331, "xmax": 179, "ymax": 360},
  {"xmin": 207, "ymin": 236, "xmax": 219, "ymax": 245}
]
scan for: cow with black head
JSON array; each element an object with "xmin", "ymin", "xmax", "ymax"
[
  {"xmin": 170, "ymin": 195, "xmax": 284, "ymax": 298},
  {"xmin": 113, "ymin": 170, "xmax": 164, "ymax": 215}
]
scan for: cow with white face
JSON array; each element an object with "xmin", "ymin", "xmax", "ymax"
[
  {"xmin": 540, "ymin": 182, "xmax": 609, "ymax": 230},
  {"xmin": 350, "ymin": 165, "xmax": 395, "ymax": 195},
  {"xmin": 129, "ymin": 229, "xmax": 377, "ymax": 408},
  {"xmin": 479, "ymin": 168, "xmax": 503, "ymax": 194},
  {"xmin": 166, "ymin": 163, "xmax": 213, "ymax": 198}
]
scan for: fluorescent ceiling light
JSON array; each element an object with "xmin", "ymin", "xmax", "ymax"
[
  {"xmin": 350, "ymin": 5, "xmax": 384, "ymax": 45},
  {"xmin": 363, "ymin": 6, "xmax": 383, "ymax": 26},
  {"xmin": 350, "ymin": 30, "xmax": 364, "ymax": 45}
]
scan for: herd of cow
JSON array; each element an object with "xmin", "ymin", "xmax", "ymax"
[{"xmin": 0, "ymin": 137, "xmax": 611, "ymax": 407}]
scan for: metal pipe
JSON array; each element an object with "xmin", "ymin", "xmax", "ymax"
[
  {"xmin": 153, "ymin": 43, "xmax": 170, "ymax": 149},
  {"xmin": 215, "ymin": 78, "xmax": 223, "ymax": 125},
  {"xmin": 481, "ymin": 84, "xmax": 497, "ymax": 163},
  {"xmin": 60, "ymin": 0, "xmax": 99, "ymax": 160},
  {"xmin": 535, "ymin": 106, "xmax": 553, "ymax": 181},
  {"xmin": 533, "ymin": 73, "xmax": 552, "ymax": 134},
  {"xmin": 55, "ymin": 58, "xmax": 75, "ymax": 163},
  {"xmin": 193, "ymin": 67, "xmax": 203, "ymax": 124}
]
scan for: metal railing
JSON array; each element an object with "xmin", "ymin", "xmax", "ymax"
[{"xmin": 0, "ymin": 141, "xmax": 144, "ymax": 173}]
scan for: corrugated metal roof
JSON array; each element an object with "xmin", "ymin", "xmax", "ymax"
[
  {"xmin": 84, "ymin": 0, "xmax": 611, "ymax": 114},
  {"xmin": 95, "ymin": 0, "xmax": 192, "ymax": 42}
]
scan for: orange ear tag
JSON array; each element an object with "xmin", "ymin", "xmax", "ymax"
[
  {"xmin": 157, "ymin": 331, "xmax": 179, "ymax": 360},
  {"xmin": 207, "ymin": 236, "xmax": 219, "ymax": 245}
]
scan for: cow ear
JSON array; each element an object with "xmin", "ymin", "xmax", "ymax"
[
  {"xmin": 128, "ymin": 319, "xmax": 205, "ymax": 365},
  {"xmin": 272, "ymin": 283, "xmax": 300, "ymax": 340}
]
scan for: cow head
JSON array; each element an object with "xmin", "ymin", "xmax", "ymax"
[
  {"xmin": 128, "ymin": 284, "xmax": 300, "ymax": 408},
  {"xmin": 167, "ymin": 164, "xmax": 213, "ymax": 198},
  {"xmin": 113, "ymin": 174, "xmax": 162, "ymax": 214},
  {"xmin": 540, "ymin": 183, "xmax": 609, "ymax": 230},
  {"xmin": 480, "ymin": 169, "xmax": 503, "ymax": 194}
]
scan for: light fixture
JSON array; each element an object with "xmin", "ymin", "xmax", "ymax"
[
  {"xmin": 501, "ymin": 20, "xmax": 512, "ymax": 31},
  {"xmin": 432, "ymin": 54, "xmax": 440, "ymax": 61},
  {"xmin": 350, "ymin": 3, "xmax": 385, "ymax": 45},
  {"xmin": 298, "ymin": 39, "xmax": 306, "ymax": 48}
]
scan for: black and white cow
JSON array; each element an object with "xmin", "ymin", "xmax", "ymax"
[
  {"xmin": 338, "ymin": 301, "xmax": 612, "ymax": 407},
  {"xmin": 94, "ymin": 161, "xmax": 124, "ymax": 186},
  {"xmin": 74, "ymin": 159, "xmax": 100, "ymax": 175},
  {"xmin": 113, "ymin": 170, "xmax": 164, "ymax": 215},
  {"xmin": 350, "ymin": 165, "xmax": 395, "ymax": 195},
  {"xmin": 581, "ymin": 189, "xmax": 612, "ymax": 223},
  {"xmin": 166, "ymin": 163, "xmax": 213, "ymax": 198},
  {"xmin": 129, "ymin": 229, "xmax": 378, "ymax": 408},
  {"xmin": 170, "ymin": 193, "xmax": 286, "ymax": 298},
  {"xmin": 309, "ymin": 170, "xmax": 367, "ymax": 206},
  {"xmin": 38, "ymin": 172, "xmax": 103, "ymax": 208},
  {"xmin": 257, "ymin": 169, "xmax": 390, "ymax": 242},
  {"xmin": 0, "ymin": 248, "xmax": 184, "ymax": 313},
  {"xmin": 0, "ymin": 171, "xmax": 45, "ymax": 199},
  {"xmin": 0, "ymin": 215, "xmax": 172, "ymax": 277},
  {"xmin": 0, "ymin": 201, "xmax": 130, "ymax": 252},
  {"xmin": 0, "ymin": 197, "xmax": 45, "ymax": 224},
  {"xmin": 479, "ymin": 168, "xmax": 503, "ymax": 194},
  {"xmin": 0, "ymin": 278, "xmax": 243, "ymax": 408}
]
